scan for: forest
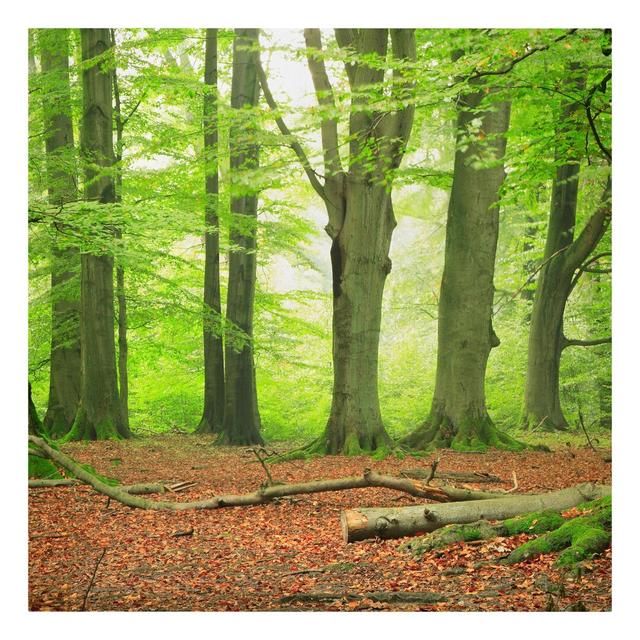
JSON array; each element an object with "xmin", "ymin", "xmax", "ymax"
[{"xmin": 26, "ymin": 26, "xmax": 613, "ymax": 614}]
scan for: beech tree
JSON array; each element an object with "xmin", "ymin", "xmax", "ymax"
[
  {"xmin": 220, "ymin": 29, "xmax": 264, "ymax": 445},
  {"xmin": 196, "ymin": 29, "xmax": 225, "ymax": 435},
  {"xmin": 522, "ymin": 65, "xmax": 611, "ymax": 431},
  {"xmin": 64, "ymin": 28, "xmax": 130, "ymax": 441},
  {"xmin": 401, "ymin": 71, "xmax": 518, "ymax": 451},
  {"xmin": 259, "ymin": 28, "xmax": 416, "ymax": 454},
  {"xmin": 39, "ymin": 28, "xmax": 81, "ymax": 437}
]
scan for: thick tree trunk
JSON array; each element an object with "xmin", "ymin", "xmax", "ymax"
[
  {"xmin": 341, "ymin": 483, "xmax": 611, "ymax": 543},
  {"xmin": 197, "ymin": 29, "xmax": 225, "ymax": 434},
  {"xmin": 402, "ymin": 87, "xmax": 514, "ymax": 451},
  {"xmin": 221, "ymin": 29, "xmax": 263, "ymax": 446},
  {"xmin": 65, "ymin": 29, "xmax": 129, "ymax": 441},
  {"xmin": 323, "ymin": 182, "xmax": 395, "ymax": 454},
  {"xmin": 259, "ymin": 30, "xmax": 415, "ymax": 454},
  {"xmin": 39, "ymin": 29, "xmax": 81, "ymax": 437}
]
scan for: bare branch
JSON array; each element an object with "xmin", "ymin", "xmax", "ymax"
[
  {"xmin": 256, "ymin": 57, "xmax": 328, "ymax": 203},
  {"xmin": 561, "ymin": 335, "xmax": 611, "ymax": 350}
]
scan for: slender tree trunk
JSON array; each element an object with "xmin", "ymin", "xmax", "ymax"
[
  {"xmin": 111, "ymin": 29, "xmax": 130, "ymax": 432},
  {"xmin": 197, "ymin": 29, "xmax": 225, "ymax": 434},
  {"xmin": 39, "ymin": 29, "xmax": 81, "ymax": 437},
  {"xmin": 402, "ymin": 87, "xmax": 516, "ymax": 451},
  {"xmin": 220, "ymin": 29, "xmax": 263, "ymax": 445},
  {"xmin": 29, "ymin": 383, "xmax": 43, "ymax": 436},
  {"xmin": 65, "ymin": 29, "xmax": 129, "ymax": 441},
  {"xmin": 521, "ymin": 70, "xmax": 611, "ymax": 431}
]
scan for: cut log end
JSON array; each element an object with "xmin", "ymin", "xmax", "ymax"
[{"xmin": 341, "ymin": 510, "xmax": 369, "ymax": 544}]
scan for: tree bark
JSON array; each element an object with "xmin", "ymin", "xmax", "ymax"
[
  {"xmin": 258, "ymin": 29, "xmax": 415, "ymax": 454},
  {"xmin": 522, "ymin": 68, "xmax": 611, "ymax": 431},
  {"xmin": 341, "ymin": 483, "xmax": 611, "ymax": 543},
  {"xmin": 65, "ymin": 29, "xmax": 129, "ymax": 441},
  {"xmin": 402, "ymin": 78, "xmax": 513, "ymax": 451},
  {"xmin": 39, "ymin": 29, "xmax": 81, "ymax": 437},
  {"xmin": 221, "ymin": 29, "xmax": 263, "ymax": 445},
  {"xmin": 111, "ymin": 29, "xmax": 130, "ymax": 432},
  {"xmin": 197, "ymin": 29, "xmax": 225, "ymax": 435},
  {"xmin": 29, "ymin": 382, "xmax": 43, "ymax": 436}
]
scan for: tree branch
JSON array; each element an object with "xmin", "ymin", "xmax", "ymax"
[
  {"xmin": 468, "ymin": 29, "xmax": 577, "ymax": 81},
  {"xmin": 561, "ymin": 335, "xmax": 611, "ymax": 350},
  {"xmin": 584, "ymin": 71, "xmax": 612, "ymax": 162},
  {"xmin": 565, "ymin": 175, "xmax": 612, "ymax": 272},
  {"xmin": 303, "ymin": 29, "xmax": 342, "ymax": 177},
  {"xmin": 256, "ymin": 57, "xmax": 328, "ymax": 203}
]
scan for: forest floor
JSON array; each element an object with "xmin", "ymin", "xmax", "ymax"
[{"xmin": 28, "ymin": 434, "xmax": 612, "ymax": 612}]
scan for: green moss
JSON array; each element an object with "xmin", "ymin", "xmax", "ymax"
[
  {"xmin": 503, "ymin": 510, "xmax": 565, "ymax": 535},
  {"xmin": 78, "ymin": 463, "xmax": 120, "ymax": 486},
  {"xmin": 28, "ymin": 454, "xmax": 63, "ymax": 479},
  {"xmin": 94, "ymin": 417, "xmax": 122, "ymax": 440},
  {"xmin": 507, "ymin": 498, "xmax": 611, "ymax": 566}
]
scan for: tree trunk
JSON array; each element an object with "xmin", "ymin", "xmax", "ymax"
[
  {"xmin": 111, "ymin": 29, "xmax": 130, "ymax": 432},
  {"xmin": 522, "ymin": 69, "xmax": 611, "ymax": 431},
  {"xmin": 29, "ymin": 383, "xmax": 43, "ymax": 436},
  {"xmin": 341, "ymin": 483, "xmax": 611, "ymax": 543},
  {"xmin": 65, "ymin": 29, "xmax": 129, "ymax": 441},
  {"xmin": 323, "ymin": 181, "xmax": 395, "ymax": 453},
  {"xmin": 197, "ymin": 29, "xmax": 225, "ymax": 434},
  {"xmin": 402, "ymin": 85, "xmax": 514, "ymax": 451},
  {"xmin": 39, "ymin": 29, "xmax": 81, "ymax": 437},
  {"xmin": 221, "ymin": 29, "xmax": 263, "ymax": 445},
  {"xmin": 258, "ymin": 30, "xmax": 415, "ymax": 454}
]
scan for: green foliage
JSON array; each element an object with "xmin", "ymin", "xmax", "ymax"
[{"xmin": 28, "ymin": 28, "xmax": 611, "ymax": 448}]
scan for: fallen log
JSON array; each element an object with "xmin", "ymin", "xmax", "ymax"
[
  {"xmin": 340, "ymin": 483, "xmax": 611, "ymax": 543},
  {"xmin": 28, "ymin": 478, "xmax": 166, "ymax": 495},
  {"xmin": 28, "ymin": 436, "xmax": 511, "ymax": 511}
]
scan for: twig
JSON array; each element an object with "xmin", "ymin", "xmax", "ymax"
[
  {"xmin": 81, "ymin": 548, "xmax": 106, "ymax": 611},
  {"xmin": 250, "ymin": 447, "xmax": 275, "ymax": 486},
  {"xmin": 282, "ymin": 568, "xmax": 327, "ymax": 577},
  {"xmin": 426, "ymin": 456, "xmax": 440, "ymax": 484},
  {"xmin": 530, "ymin": 416, "xmax": 549, "ymax": 432},
  {"xmin": 578, "ymin": 411, "xmax": 597, "ymax": 453},
  {"xmin": 505, "ymin": 471, "xmax": 519, "ymax": 494}
]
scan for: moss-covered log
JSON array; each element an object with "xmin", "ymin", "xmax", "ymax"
[
  {"xmin": 404, "ymin": 510, "xmax": 565, "ymax": 555},
  {"xmin": 403, "ymin": 496, "xmax": 611, "ymax": 568},
  {"xmin": 341, "ymin": 483, "xmax": 610, "ymax": 542},
  {"xmin": 505, "ymin": 496, "xmax": 611, "ymax": 566}
]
